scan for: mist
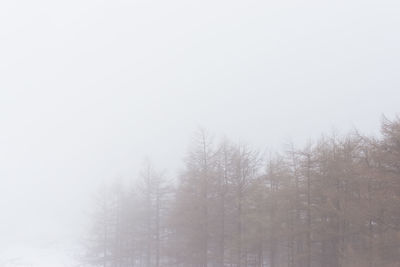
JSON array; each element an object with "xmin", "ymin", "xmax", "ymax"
[{"xmin": 0, "ymin": 0, "xmax": 399, "ymax": 266}]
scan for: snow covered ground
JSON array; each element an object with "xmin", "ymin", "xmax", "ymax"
[{"xmin": 0, "ymin": 243, "xmax": 80, "ymax": 267}]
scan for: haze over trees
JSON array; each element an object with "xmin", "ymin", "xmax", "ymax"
[{"xmin": 83, "ymin": 116, "xmax": 400, "ymax": 267}]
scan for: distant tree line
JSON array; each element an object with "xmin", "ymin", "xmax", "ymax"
[{"xmin": 83, "ymin": 116, "xmax": 400, "ymax": 267}]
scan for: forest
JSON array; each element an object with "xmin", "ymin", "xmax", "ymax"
[{"xmin": 83, "ymin": 116, "xmax": 400, "ymax": 267}]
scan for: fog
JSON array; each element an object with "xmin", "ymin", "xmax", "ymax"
[{"xmin": 0, "ymin": 0, "xmax": 399, "ymax": 266}]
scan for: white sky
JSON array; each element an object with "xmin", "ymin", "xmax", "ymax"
[{"xmin": 0, "ymin": 0, "xmax": 399, "ymax": 266}]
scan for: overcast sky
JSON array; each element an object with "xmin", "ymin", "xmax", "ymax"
[{"xmin": 0, "ymin": 0, "xmax": 399, "ymax": 266}]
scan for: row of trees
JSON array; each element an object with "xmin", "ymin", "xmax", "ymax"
[{"xmin": 83, "ymin": 116, "xmax": 400, "ymax": 267}]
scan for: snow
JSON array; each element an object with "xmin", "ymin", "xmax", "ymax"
[{"xmin": 0, "ymin": 244, "xmax": 80, "ymax": 267}]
